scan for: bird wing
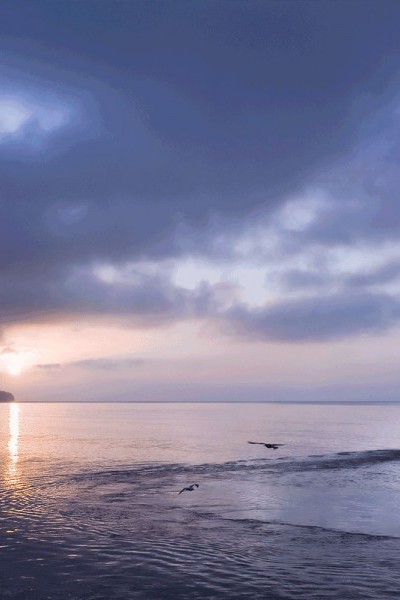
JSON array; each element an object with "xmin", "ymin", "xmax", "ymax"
[
  {"xmin": 178, "ymin": 487, "xmax": 187, "ymax": 494},
  {"xmin": 247, "ymin": 441, "xmax": 264, "ymax": 445}
]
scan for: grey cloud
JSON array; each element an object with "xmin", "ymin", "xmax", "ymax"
[
  {"xmin": 277, "ymin": 260, "xmax": 400, "ymax": 294},
  {"xmin": 69, "ymin": 357, "xmax": 146, "ymax": 371},
  {"xmin": 345, "ymin": 261, "xmax": 400, "ymax": 288},
  {"xmin": 35, "ymin": 357, "xmax": 147, "ymax": 372},
  {"xmin": 1, "ymin": 1, "xmax": 400, "ymax": 276},
  {"xmin": 2, "ymin": 1, "xmax": 400, "ymax": 346},
  {"xmin": 281, "ymin": 122, "xmax": 400, "ymax": 254},
  {"xmin": 223, "ymin": 293, "xmax": 400, "ymax": 342},
  {"xmin": 0, "ymin": 264, "xmax": 225, "ymax": 328},
  {"xmin": 279, "ymin": 269, "xmax": 331, "ymax": 291},
  {"xmin": 2, "ymin": 254, "xmax": 400, "ymax": 344}
]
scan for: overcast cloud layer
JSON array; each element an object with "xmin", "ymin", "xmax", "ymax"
[{"xmin": 2, "ymin": 0, "xmax": 400, "ymax": 350}]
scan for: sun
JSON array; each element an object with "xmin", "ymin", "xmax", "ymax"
[
  {"xmin": 1, "ymin": 351, "xmax": 26, "ymax": 377},
  {"xmin": 7, "ymin": 360, "xmax": 24, "ymax": 377}
]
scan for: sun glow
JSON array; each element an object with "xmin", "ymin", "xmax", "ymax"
[
  {"xmin": 8, "ymin": 360, "xmax": 23, "ymax": 376},
  {"xmin": 1, "ymin": 353, "xmax": 25, "ymax": 376},
  {"xmin": 0, "ymin": 348, "xmax": 36, "ymax": 377}
]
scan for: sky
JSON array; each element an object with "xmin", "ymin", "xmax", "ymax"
[{"xmin": 2, "ymin": 0, "xmax": 400, "ymax": 402}]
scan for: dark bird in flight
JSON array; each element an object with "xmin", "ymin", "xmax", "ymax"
[
  {"xmin": 178, "ymin": 483, "xmax": 199, "ymax": 495},
  {"xmin": 248, "ymin": 441, "xmax": 284, "ymax": 450}
]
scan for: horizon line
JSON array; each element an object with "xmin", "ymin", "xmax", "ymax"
[{"xmin": 3, "ymin": 400, "xmax": 400, "ymax": 405}]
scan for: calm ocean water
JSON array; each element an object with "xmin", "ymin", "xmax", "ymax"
[{"xmin": 1, "ymin": 401, "xmax": 400, "ymax": 599}]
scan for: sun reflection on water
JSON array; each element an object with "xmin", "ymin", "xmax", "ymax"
[
  {"xmin": 2, "ymin": 403, "xmax": 33, "ymax": 512},
  {"xmin": 7, "ymin": 403, "xmax": 20, "ymax": 481}
]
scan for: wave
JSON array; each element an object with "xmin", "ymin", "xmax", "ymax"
[
  {"xmin": 68, "ymin": 448, "xmax": 400, "ymax": 485},
  {"xmin": 275, "ymin": 448, "xmax": 400, "ymax": 473},
  {"xmin": 201, "ymin": 514, "xmax": 400, "ymax": 541}
]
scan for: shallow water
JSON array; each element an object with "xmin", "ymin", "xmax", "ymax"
[{"xmin": 1, "ymin": 402, "xmax": 400, "ymax": 599}]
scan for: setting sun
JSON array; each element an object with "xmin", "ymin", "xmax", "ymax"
[
  {"xmin": 5, "ymin": 358, "xmax": 23, "ymax": 377},
  {"xmin": 0, "ymin": 351, "xmax": 27, "ymax": 377},
  {"xmin": 7, "ymin": 361, "xmax": 23, "ymax": 377}
]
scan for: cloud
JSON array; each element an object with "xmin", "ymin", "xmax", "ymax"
[
  {"xmin": 223, "ymin": 293, "xmax": 400, "ymax": 342},
  {"xmin": 0, "ymin": 256, "xmax": 241, "ymax": 329},
  {"xmin": 69, "ymin": 357, "xmax": 146, "ymax": 371},
  {"xmin": 1, "ymin": 346, "xmax": 17, "ymax": 355},
  {"xmin": 0, "ymin": 95, "xmax": 73, "ymax": 144},
  {"xmin": 35, "ymin": 357, "xmax": 147, "ymax": 372},
  {"xmin": 345, "ymin": 260, "xmax": 400, "ymax": 288},
  {"xmin": 2, "ymin": 2, "xmax": 400, "ymax": 347},
  {"xmin": 1, "ymin": 2, "xmax": 399, "ymax": 271},
  {"xmin": 279, "ymin": 259, "xmax": 400, "ymax": 294}
]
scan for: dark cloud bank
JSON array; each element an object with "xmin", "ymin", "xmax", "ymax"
[{"xmin": 2, "ymin": 1, "xmax": 400, "ymax": 342}]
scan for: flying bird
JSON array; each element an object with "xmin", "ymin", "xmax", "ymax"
[
  {"xmin": 248, "ymin": 441, "xmax": 284, "ymax": 450},
  {"xmin": 178, "ymin": 483, "xmax": 199, "ymax": 494}
]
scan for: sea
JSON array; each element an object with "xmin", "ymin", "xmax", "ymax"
[{"xmin": 1, "ymin": 401, "xmax": 400, "ymax": 599}]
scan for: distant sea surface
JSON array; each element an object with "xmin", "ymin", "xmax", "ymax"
[{"xmin": 1, "ymin": 402, "xmax": 400, "ymax": 599}]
